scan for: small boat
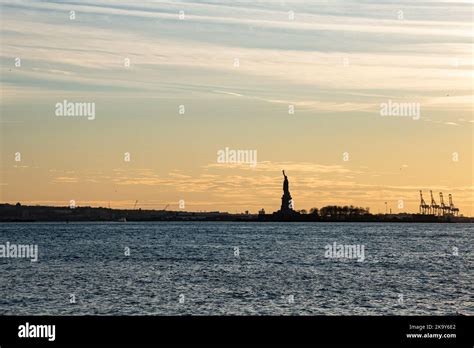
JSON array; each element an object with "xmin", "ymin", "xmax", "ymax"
[{"xmin": 117, "ymin": 217, "xmax": 127, "ymax": 222}]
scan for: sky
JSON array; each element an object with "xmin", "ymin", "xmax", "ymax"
[{"xmin": 0, "ymin": 0, "xmax": 473, "ymax": 215}]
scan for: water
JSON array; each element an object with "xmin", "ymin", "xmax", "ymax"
[{"xmin": 0, "ymin": 222, "xmax": 472, "ymax": 315}]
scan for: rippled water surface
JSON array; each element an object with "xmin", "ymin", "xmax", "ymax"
[{"xmin": 0, "ymin": 222, "xmax": 472, "ymax": 315}]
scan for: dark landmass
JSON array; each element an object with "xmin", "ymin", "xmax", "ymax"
[
  {"xmin": 3, "ymin": 171, "xmax": 470, "ymax": 223},
  {"xmin": 0, "ymin": 203, "xmax": 472, "ymax": 223}
]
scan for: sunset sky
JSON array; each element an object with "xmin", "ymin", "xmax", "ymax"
[{"xmin": 1, "ymin": 0, "xmax": 473, "ymax": 215}]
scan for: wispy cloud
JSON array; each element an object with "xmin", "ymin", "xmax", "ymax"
[{"xmin": 1, "ymin": 1, "xmax": 472, "ymax": 214}]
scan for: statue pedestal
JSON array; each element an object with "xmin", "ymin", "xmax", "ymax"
[{"xmin": 280, "ymin": 193, "xmax": 293, "ymax": 212}]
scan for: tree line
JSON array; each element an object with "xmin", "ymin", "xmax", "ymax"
[{"xmin": 298, "ymin": 205, "xmax": 370, "ymax": 217}]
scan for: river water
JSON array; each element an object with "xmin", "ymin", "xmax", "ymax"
[{"xmin": 0, "ymin": 222, "xmax": 472, "ymax": 315}]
